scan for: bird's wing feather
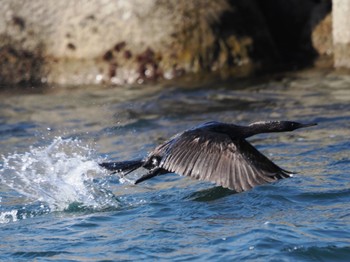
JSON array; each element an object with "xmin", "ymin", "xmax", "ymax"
[{"xmin": 155, "ymin": 129, "xmax": 291, "ymax": 192}]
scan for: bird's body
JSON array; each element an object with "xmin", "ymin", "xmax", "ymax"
[{"xmin": 100, "ymin": 121, "xmax": 316, "ymax": 192}]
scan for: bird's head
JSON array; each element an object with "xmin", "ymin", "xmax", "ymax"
[
  {"xmin": 273, "ymin": 121, "xmax": 317, "ymax": 131},
  {"xmin": 248, "ymin": 121, "xmax": 317, "ymax": 134}
]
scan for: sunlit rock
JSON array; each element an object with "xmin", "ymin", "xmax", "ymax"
[{"xmin": 0, "ymin": 0, "xmax": 275, "ymax": 85}]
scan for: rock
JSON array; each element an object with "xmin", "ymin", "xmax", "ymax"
[
  {"xmin": 333, "ymin": 0, "xmax": 350, "ymax": 68},
  {"xmin": 310, "ymin": 1, "xmax": 333, "ymax": 57},
  {"xmin": 0, "ymin": 0, "xmax": 276, "ymax": 86}
]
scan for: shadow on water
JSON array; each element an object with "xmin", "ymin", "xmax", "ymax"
[
  {"xmin": 288, "ymin": 245, "xmax": 350, "ymax": 262},
  {"xmin": 188, "ymin": 186, "xmax": 236, "ymax": 202}
]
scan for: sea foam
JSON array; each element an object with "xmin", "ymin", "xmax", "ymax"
[{"xmin": 0, "ymin": 137, "xmax": 119, "ymax": 221}]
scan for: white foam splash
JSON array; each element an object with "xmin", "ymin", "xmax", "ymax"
[
  {"xmin": 0, "ymin": 137, "xmax": 119, "ymax": 215},
  {"xmin": 0, "ymin": 210, "xmax": 18, "ymax": 224}
]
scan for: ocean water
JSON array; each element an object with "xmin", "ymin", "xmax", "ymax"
[{"xmin": 0, "ymin": 71, "xmax": 349, "ymax": 261}]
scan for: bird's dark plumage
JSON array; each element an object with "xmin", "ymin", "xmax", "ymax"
[{"xmin": 100, "ymin": 121, "xmax": 316, "ymax": 192}]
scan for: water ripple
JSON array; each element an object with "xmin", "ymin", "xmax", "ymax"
[{"xmin": 1, "ymin": 72, "xmax": 350, "ymax": 260}]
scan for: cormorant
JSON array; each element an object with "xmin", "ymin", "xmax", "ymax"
[{"xmin": 100, "ymin": 121, "xmax": 316, "ymax": 192}]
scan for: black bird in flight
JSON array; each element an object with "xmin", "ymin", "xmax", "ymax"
[{"xmin": 100, "ymin": 121, "xmax": 316, "ymax": 192}]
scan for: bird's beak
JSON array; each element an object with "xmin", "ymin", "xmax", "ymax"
[{"xmin": 300, "ymin": 122, "xmax": 317, "ymax": 128}]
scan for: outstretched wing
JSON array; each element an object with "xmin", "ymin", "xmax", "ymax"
[{"xmin": 154, "ymin": 129, "xmax": 291, "ymax": 192}]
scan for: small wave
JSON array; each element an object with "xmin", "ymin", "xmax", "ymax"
[{"xmin": 0, "ymin": 137, "xmax": 120, "ymax": 222}]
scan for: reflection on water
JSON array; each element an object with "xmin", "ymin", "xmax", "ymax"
[{"xmin": 0, "ymin": 70, "xmax": 350, "ymax": 261}]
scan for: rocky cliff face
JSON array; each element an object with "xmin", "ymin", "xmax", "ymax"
[{"xmin": 0, "ymin": 0, "xmax": 332, "ymax": 86}]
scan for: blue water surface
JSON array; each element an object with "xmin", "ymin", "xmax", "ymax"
[{"xmin": 0, "ymin": 71, "xmax": 350, "ymax": 261}]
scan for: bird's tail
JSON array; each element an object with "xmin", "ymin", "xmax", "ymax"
[{"xmin": 99, "ymin": 159, "xmax": 144, "ymax": 175}]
